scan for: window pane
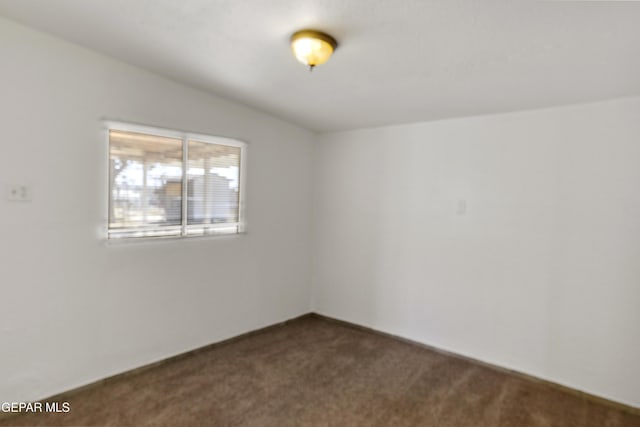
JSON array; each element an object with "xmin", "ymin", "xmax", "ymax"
[
  {"xmin": 187, "ymin": 140, "xmax": 241, "ymax": 228},
  {"xmin": 109, "ymin": 130, "xmax": 183, "ymax": 234}
]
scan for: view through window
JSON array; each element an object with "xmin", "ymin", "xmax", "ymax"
[{"xmin": 108, "ymin": 127, "xmax": 245, "ymax": 239}]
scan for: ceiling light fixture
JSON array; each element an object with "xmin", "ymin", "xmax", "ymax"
[{"xmin": 290, "ymin": 29, "xmax": 338, "ymax": 71}]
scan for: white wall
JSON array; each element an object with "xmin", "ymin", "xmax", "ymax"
[
  {"xmin": 313, "ymin": 97, "xmax": 640, "ymax": 408},
  {"xmin": 0, "ymin": 17, "xmax": 314, "ymax": 402}
]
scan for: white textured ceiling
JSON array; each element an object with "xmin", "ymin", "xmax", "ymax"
[{"xmin": 1, "ymin": 0, "xmax": 639, "ymax": 132}]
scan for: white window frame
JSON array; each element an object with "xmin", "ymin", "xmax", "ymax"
[{"xmin": 105, "ymin": 121, "xmax": 247, "ymax": 240}]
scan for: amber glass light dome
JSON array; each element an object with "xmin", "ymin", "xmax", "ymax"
[{"xmin": 290, "ymin": 30, "xmax": 338, "ymax": 69}]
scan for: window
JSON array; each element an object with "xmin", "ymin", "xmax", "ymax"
[{"xmin": 107, "ymin": 123, "xmax": 245, "ymax": 240}]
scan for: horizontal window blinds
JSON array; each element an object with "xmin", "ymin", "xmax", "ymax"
[{"xmin": 187, "ymin": 140, "xmax": 241, "ymax": 235}]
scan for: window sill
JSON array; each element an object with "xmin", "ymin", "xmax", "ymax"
[{"xmin": 103, "ymin": 231, "xmax": 247, "ymax": 246}]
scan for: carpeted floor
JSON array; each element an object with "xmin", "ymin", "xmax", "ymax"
[{"xmin": 1, "ymin": 315, "xmax": 639, "ymax": 426}]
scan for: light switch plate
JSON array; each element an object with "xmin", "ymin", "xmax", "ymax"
[{"xmin": 6, "ymin": 184, "xmax": 32, "ymax": 202}]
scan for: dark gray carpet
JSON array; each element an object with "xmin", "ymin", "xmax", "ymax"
[{"xmin": 1, "ymin": 315, "xmax": 638, "ymax": 426}]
